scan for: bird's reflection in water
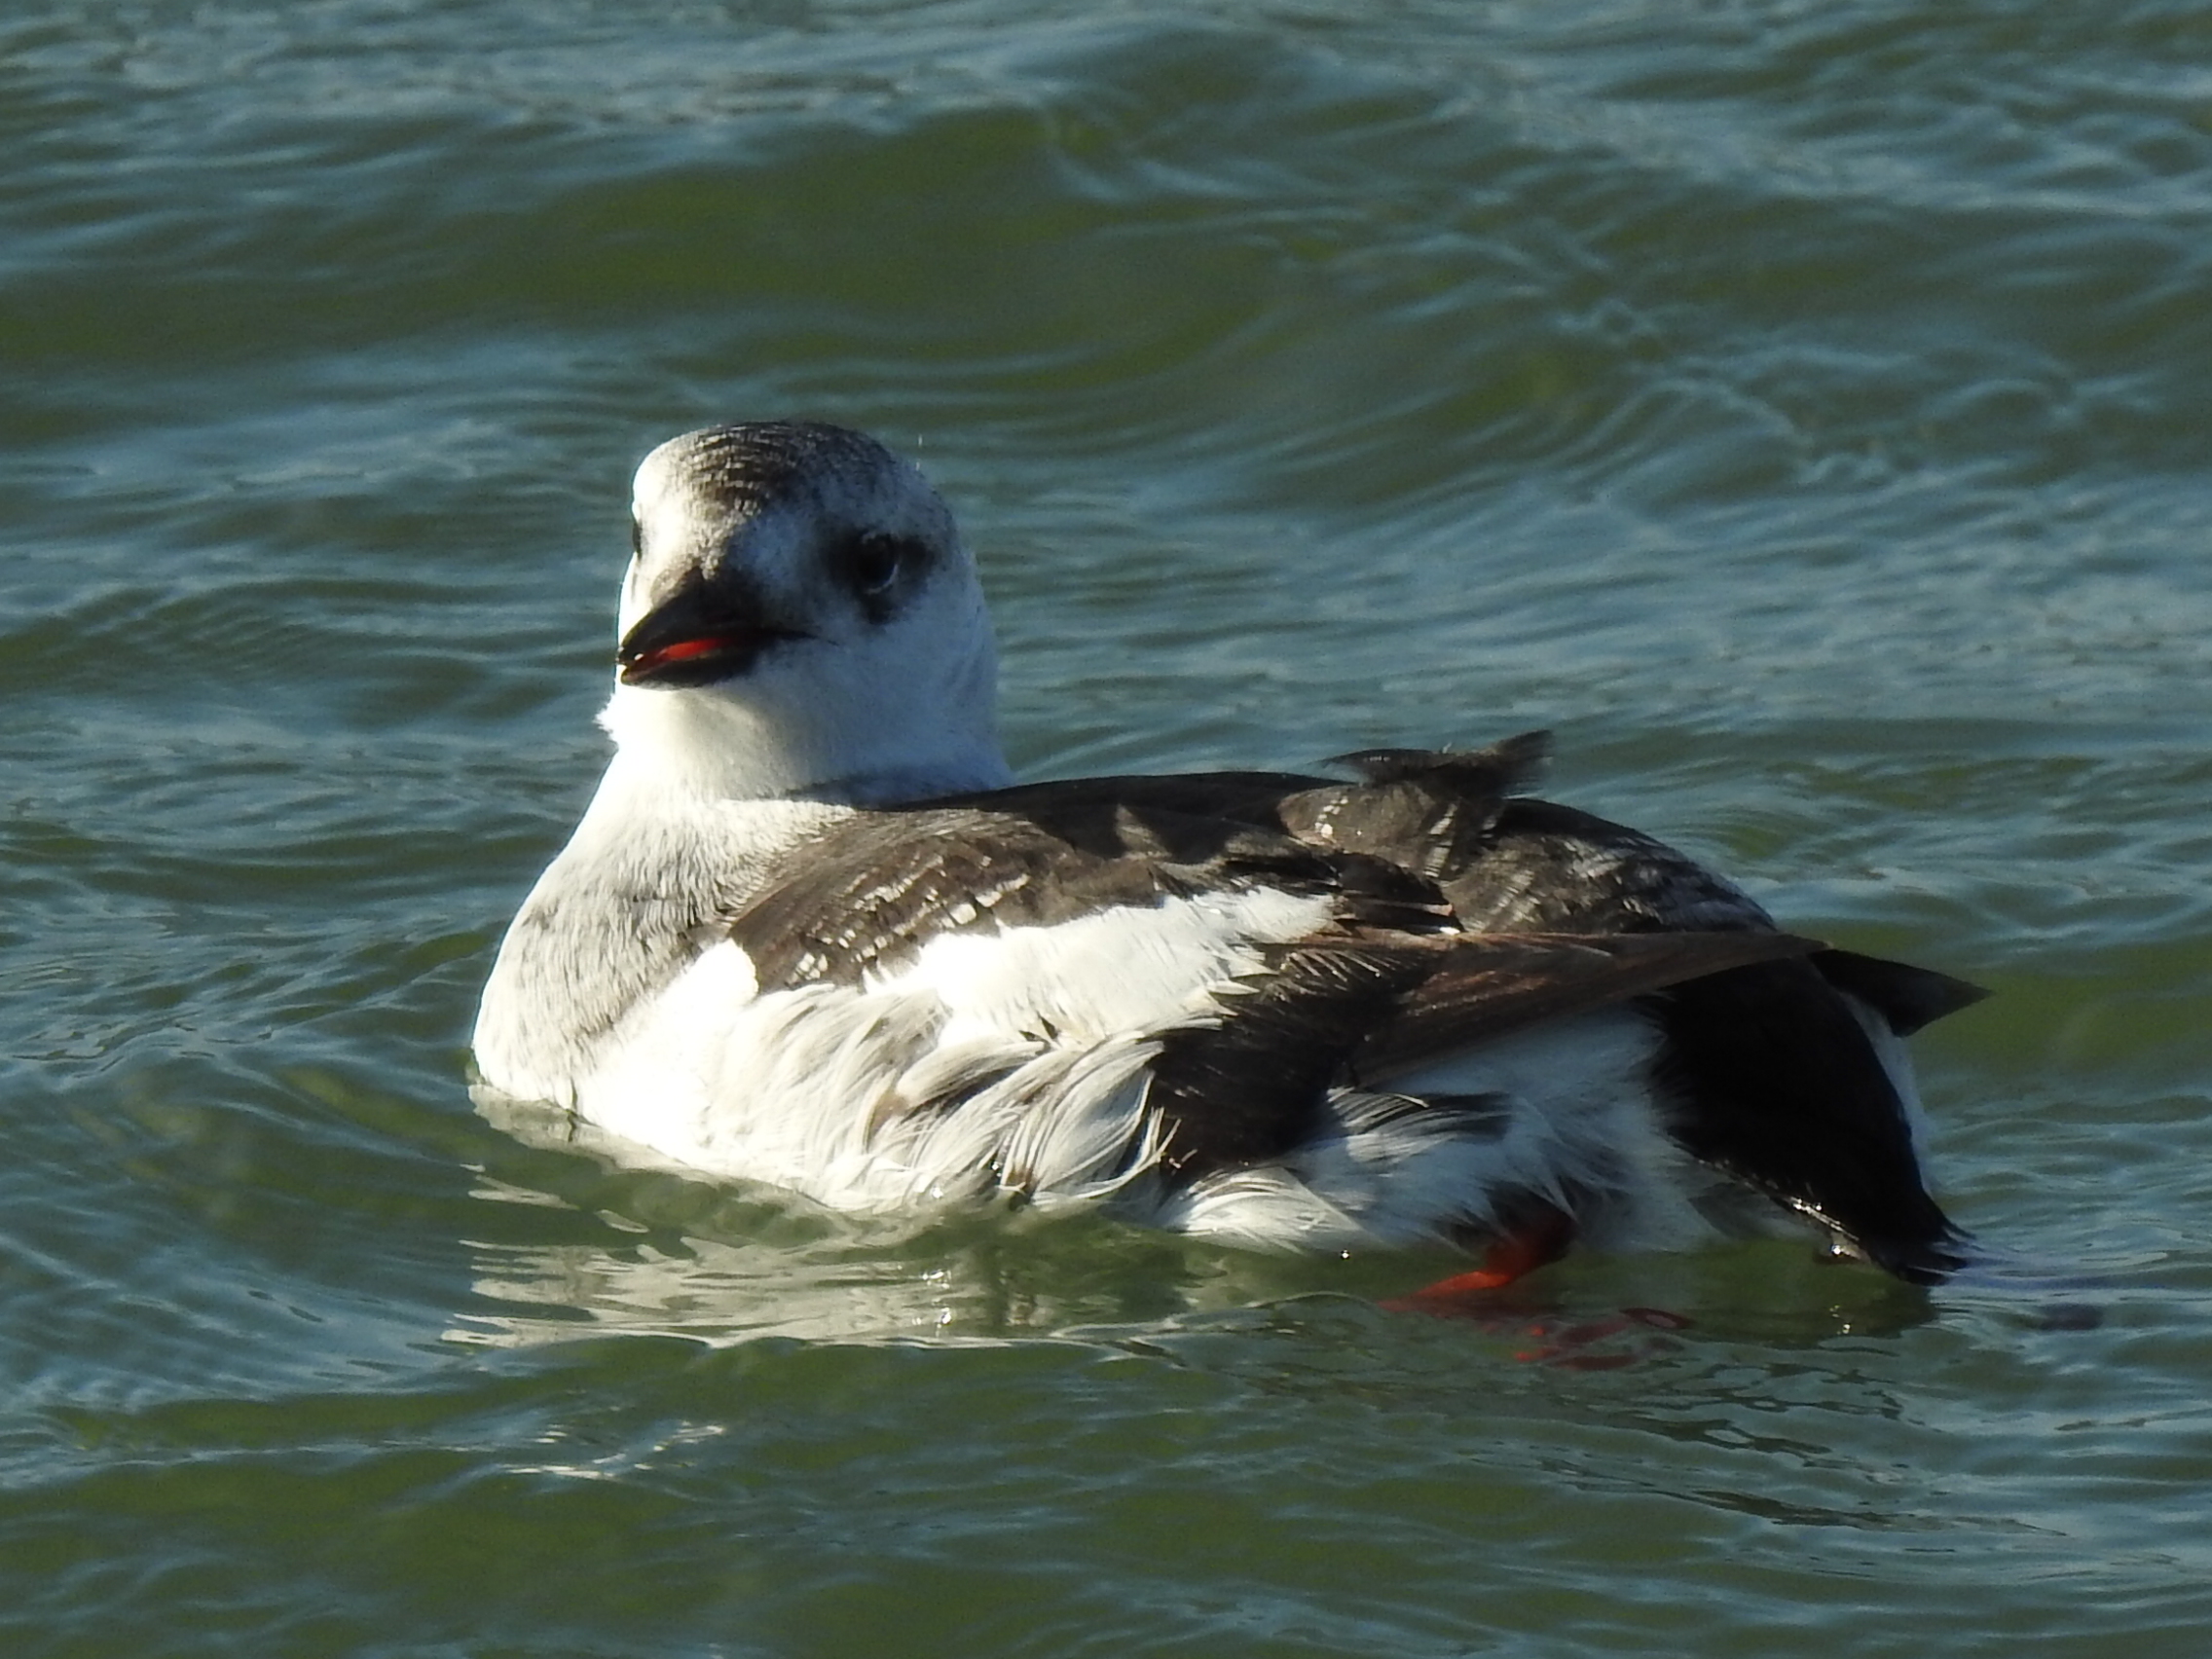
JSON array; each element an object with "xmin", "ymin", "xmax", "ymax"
[
  {"xmin": 458, "ymin": 1088, "xmax": 1355, "ymax": 1346},
  {"xmin": 459, "ymin": 1091, "xmax": 1964, "ymax": 1356}
]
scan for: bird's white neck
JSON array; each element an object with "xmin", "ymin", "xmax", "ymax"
[{"xmin": 595, "ymin": 674, "xmax": 1013, "ymax": 808}]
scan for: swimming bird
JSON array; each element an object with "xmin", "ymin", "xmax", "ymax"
[{"xmin": 473, "ymin": 421, "xmax": 1983, "ymax": 1287}]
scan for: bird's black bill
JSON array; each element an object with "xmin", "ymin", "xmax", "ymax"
[{"xmin": 616, "ymin": 591, "xmax": 807, "ymax": 687}]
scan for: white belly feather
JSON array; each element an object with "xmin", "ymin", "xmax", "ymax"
[{"xmin": 569, "ymin": 889, "xmax": 1336, "ymax": 1214}]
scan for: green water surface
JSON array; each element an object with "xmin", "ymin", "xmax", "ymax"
[{"xmin": 5, "ymin": 2, "xmax": 2211, "ymax": 1654}]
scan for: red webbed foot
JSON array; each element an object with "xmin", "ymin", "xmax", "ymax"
[{"xmin": 1382, "ymin": 1203, "xmax": 1578, "ymax": 1311}]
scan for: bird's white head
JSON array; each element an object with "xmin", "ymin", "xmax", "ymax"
[{"xmin": 599, "ymin": 422, "xmax": 1010, "ymax": 804}]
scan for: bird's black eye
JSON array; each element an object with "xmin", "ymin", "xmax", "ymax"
[
  {"xmin": 836, "ymin": 531, "xmax": 914, "ymax": 600},
  {"xmin": 630, "ymin": 518, "xmax": 644, "ymax": 559}
]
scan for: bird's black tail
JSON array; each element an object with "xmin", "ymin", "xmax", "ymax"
[{"xmin": 1647, "ymin": 952, "xmax": 1982, "ymax": 1284}]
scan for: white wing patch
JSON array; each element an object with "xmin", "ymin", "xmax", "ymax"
[{"xmin": 874, "ymin": 886, "xmax": 1335, "ymax": 1046}]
